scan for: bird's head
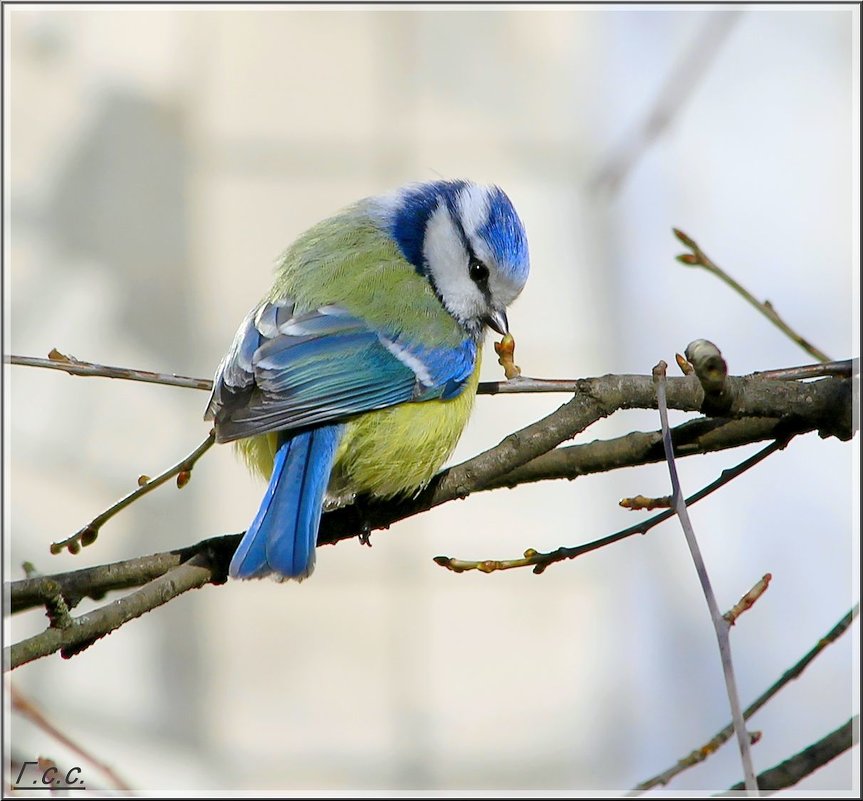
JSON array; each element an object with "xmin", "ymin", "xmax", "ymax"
[{"xmin": 370, "ymin": 180, "xmax": 530, "ymax": 338}]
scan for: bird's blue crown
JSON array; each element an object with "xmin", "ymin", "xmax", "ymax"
[{"xmin": 376, "ymin": 180, "xmax": 529, "ymax": 289}]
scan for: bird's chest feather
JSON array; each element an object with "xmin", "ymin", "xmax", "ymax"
[
  {"xmin": 234, "ymin": 352, "xmax": 481, "ymax": 502},
  {"xmin": 328, "ymin": 351, "xmax": 481, "ymax": 501}
]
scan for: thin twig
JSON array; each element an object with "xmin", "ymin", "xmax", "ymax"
[
  {"xmin": 434, "ymin": 438, "xmax": 788, "ymax": 575},
  {"xmin": 673, "ymin": 230, "xmax": 832, "ymax": 363},
  {"xmin": 630, "ymin": 604, "xmax": 859, "ymax": 793},
  {"xmin": 7, "ymin": 351, "xmax": 213, "ymax": 390},
  {"xmin": 654, "ymin": 360, "xmax": 758, "ymax": 794},
  {"xmin": 8, "ymin": 352, "xmax": 855, "ymax": 397},
  {"xmin": 11, "ymin": 686, "xmax": 132, "ymax": 791},
  {"xmin": 50, "ymin": 432, "xmax": 215, "ymax": 555},
  {"xmin": 748, "ymin": 359, "xmax": 856, "ymax": 381},
  {"xmin": 591, "ymin": 10, "xmax": 743, "ymax": 193},
  {"xmin": 6, "ymin": 351, "xmax": 579, "ymax": 395},
  {"xmin": 722, "ymin": 716, "xmax": 858, "ymax": 794}
]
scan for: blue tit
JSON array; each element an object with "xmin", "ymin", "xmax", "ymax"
[{"xmin": 205, "ymin": 179, "xmax": 530, "ymax": 580}]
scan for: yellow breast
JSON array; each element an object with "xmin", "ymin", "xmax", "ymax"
[{"xmin": 235, "ymin": 351, "xmax": 482, "ymax": 501}]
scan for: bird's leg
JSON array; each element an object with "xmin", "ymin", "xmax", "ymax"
[{"xmin": 353, "ymin": 494, "xmax": 374, "ymax": 547}]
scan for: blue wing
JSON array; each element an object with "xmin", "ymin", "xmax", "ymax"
[{"xmin": 205, "ymin": 299, "xmax": 476, "ymax": 443}]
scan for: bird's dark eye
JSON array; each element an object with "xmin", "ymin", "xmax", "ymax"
[{"xmin": 468, "ymin": 256, "xmax": 489, "ymax": 284}]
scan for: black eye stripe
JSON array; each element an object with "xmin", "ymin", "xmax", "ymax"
[{"xmin": 440, "ymin": 200, "xmax": 491, "ymax": 286}]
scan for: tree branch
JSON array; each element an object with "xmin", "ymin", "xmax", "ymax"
[
  {"xmin": 315, "ymin": 372, "xmax": 853, "ymax": 553},
  {"xmin": 591, "ymin": 10, "xmax": 744, "ymax": 193},
  {"xmin": 7, "ymin": 371, "xmax": 854, "ymax": 591},
  {"xmin": 10, "ymin": 535, "xmax": 238, "ymax": 615},
  {"xmin": 6, "ymin": 367, "xmax": 855, "ymax": 669},
  {"xmin": 7, "ymin": 350, "xmax": 213, "ymax": 391},
  {"xmin": 7, "ymin": 351, "xmax": 855, "ymax": 396},
  {"xmin": 484, "ymin": 414, "xmax": 820, "ymax": 491},
  {"xmin": 723, "ymin": 716, "xmax": 858, "ymax": 794},
  {"xmin": 50, "ymin": 432, "xmax": 215, "ymax": 556},
  {"xmin": 631, "ymin": 605, "xmax": 859, "ymax": 793},
  {"xmin": 655, "ymin": 360, "xmax": 757, "ymax": 792},
  {"xmin": 434, "ymin": 438, "xmax": 787, "ymax": 575},
  {"xmin": 11, "ymin": 686, "xmax": 132, "ymax": 791},
  {"xmin": 11, "ymin": 431, "xmax": 790, "ymax": 618},
  {"xmin": 6, "ymin": 552, "xmax": 226, "ymax": 670},
  {"xmin": 674, "ymin": 230, "xmax": 833, "ymax": 363}
]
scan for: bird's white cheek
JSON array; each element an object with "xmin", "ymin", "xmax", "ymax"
[
  {"xmin": 488, "ymin": 272, "xmax": 523, "ymax": 309},
  {"xmin": 423, "ymin": 205, "xmax": 483, "ymax": 323}
]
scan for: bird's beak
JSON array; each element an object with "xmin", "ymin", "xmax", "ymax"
[{"xmin": 484, "ymin": 308, "xmax": 509, "ymax": 336}]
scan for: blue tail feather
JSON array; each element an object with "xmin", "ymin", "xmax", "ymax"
[{"xmin": 229, "ymin": 425, "xmax": 344, "ymax": 580}]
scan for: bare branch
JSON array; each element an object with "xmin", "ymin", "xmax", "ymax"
[
  {"xmin": 674, "ymin": 230, "xmax": 832, "ymax": 363},
  {"xmin": 318, "ymin": 371, "xmax": 853, "ymax": 565},
  {"xmin": 653, "ymin": 360, "xmax": 758, "ymax": 793},
  {"xmin": 7, "ymin": 350, "xmax": 213, "ymax": 391},
  {"xmin": 6, "ymin": 364, "xmax": 854, "ymax": 669},
  {"xmin": 434, "ymin": 439, "xmax": 787, "ymax": 575},
  {"xmin": 723, "ymin": 716, "xmax": 858, "ymax": 794},
  {"xmin": 748, "ymin": 359, "xmax": 855, "ymax": 381},
  {"xmin": 484, "ymin": 414, "xmax": 837, "ymax": 491},
  {"xmin": 631, "ymin": 605, "xmax": 859, "ymax": 793},
  {"xmin": 591, "ymin": 10, "xmax": 744, "ymax": 193},
  {"xmin": 8, "ymin": 351, "xmax": 855, "ymax": 397},
  {"xmin": 11, "ymin": 686, "xmax": 132, "ymax": 791},
  {"xmin": 6, "ymin": 349, "xmax": 586, "ymax": 396},
  {"xmin": 50, "ymin": 432, "xmax": 215, "ymax": 556},
  {"xmin": 10, "ymin": 535, "xmax": 238, "ymax": 614},
  {"xmin": 10, "ymin": 427, "xmax": 791, "ymax": 616},
  {"xmin": 6, "ymin": 553, "xmax": 223, "ymax": 670}
]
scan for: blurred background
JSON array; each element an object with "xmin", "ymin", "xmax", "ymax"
[{"xmin": 5, "ymin": 5, "xmax": 858, "ymax": 795}]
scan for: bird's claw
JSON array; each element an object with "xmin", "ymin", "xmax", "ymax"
[{"xmin": 358, "ymin": 525, "xmax": 373, "ymax": 547}]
